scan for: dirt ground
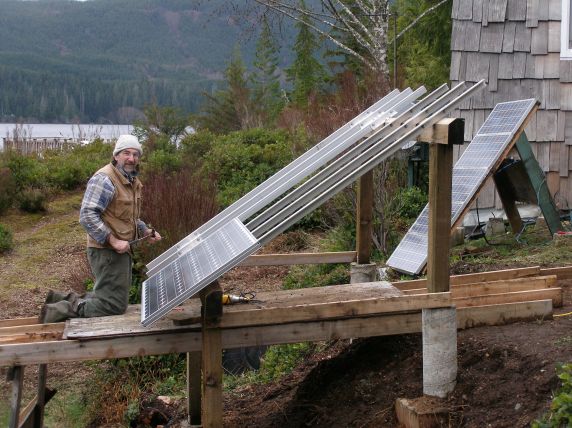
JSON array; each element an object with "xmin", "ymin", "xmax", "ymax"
[
  {"xmin": 1, "ymin": 194, "xmax": 572, "ymax": 427},
  {"xmin": 221, "ymin": 278, "xmax": 572, "ymax": 428}
]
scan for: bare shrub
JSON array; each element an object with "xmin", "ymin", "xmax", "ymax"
[
  {"xmin": 65, "ymin": 252, "xmax": 94, "ymax": 293},
  {"xmin": 139, "ymin": 168, "xmax": 219, "ymax": 262}
]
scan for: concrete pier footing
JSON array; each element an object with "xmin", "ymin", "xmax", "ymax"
[{"xmin": 350, "ymin": 262, "xmax": 377, "ymax": 283}]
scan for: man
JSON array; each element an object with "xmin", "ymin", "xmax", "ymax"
[{"xmin": 40, "ymin": 135, "xmax": 161, "ymax": 323}]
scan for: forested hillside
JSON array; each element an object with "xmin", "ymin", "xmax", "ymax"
[{"xmin": 0, "ymin": 0, "xmax": 293, "ymax": 123}]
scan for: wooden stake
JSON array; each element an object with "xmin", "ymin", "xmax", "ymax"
[
  {"xmin": 186, "ymin": 352, "xmax": 201, "ymax": 426},
  {"xmin": 356, "ymin": 171, "xmax": 374, "ymax": 264},
  {"xmin": 8, "ymin": 365, "xmax": 24, "ymax": 428},
  {"xmin": 200, "ymin": 282, "xmax": 223, "ymax": 428}
]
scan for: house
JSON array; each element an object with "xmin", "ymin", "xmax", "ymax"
[{"xmin": 450, "ymin": 0, "xmax": 572, "ymax": 210}]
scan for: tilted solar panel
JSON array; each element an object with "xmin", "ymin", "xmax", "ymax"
[
  {"xmin": 141, "ymin": 218, "xmax": 260, "ymax": 326},
  {"xmin": 386, "ymin": 99, "xmax": 538, "ymax": 275}
]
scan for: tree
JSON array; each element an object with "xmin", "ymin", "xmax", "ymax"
[
  {"xmin": 286, "ymin": 0, "xmax": 327, "ymax": 108},
  {"xmin": 251, "ymin": 16, "xmax": 284, "ymax": 124},
  {"xmin": 196, "ymin": 46, "xmax": 257, "ymax": 133},
  {"xmin": 251, "ymin": 0, "xmax": 391, "ymax": 78}
]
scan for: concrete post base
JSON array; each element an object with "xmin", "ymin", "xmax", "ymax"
[
  {"xmin": 422, "ymin": 307, "xmax": 457, "ymax": 398},
  {"xmin": 350, "ymin": 262, "xmax": 377, "ymax": 284}
]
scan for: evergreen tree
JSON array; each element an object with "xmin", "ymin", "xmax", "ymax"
[
  {"xmin": 251, "ymin": 16, "xmax": 284, "ymax": 126},
  {"xmin": 196, "ymin": 46, "xmax": 256, "ymax": 133},
  {"xmin": 286, "ymin": 0, "xmax": 327, "ymax": 108}
]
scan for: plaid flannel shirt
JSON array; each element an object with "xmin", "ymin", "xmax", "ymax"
[{"xmin": 79, "ymin": 171, "xmax": 146, "ymax": 245}]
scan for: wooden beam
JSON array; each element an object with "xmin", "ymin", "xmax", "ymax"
[
  {"xmin": 8, "ymin": 366, "xmax": 24, "ymax": 428},
  {"xmin": 393, "ymin": 266, "xmax": 542, "ymax": 291},
  {"xmin": 186, "ymin": 352, "xmax": 201, "ymax": 426},
  {"xmin": 402, "ymin": 275, "xmax": 558, "ymax": 296},
  {"xmin": 238, "ymin": 251, "xmax": 357, "ymax": 267},
  {"xmin": 356, "ymin": 171, "xmax": 374, "ymax": 264},
  {"xmin": 0, "ymin": 323, "xmax": 64, "ymax": 338},
  {"xmin": 540, "ymin": 266, "xmax": 572, "ymax": 279},
  {"xmin": 171, "ymin": 292, "xmax": 452, "ymax": 329},
  {"xmin": 0, "ymin": 318, "xmax": 39, "ymax": 328},
  {"xmin": 427, "ymin": 119, "xmax": 460, "ymax": 293},
  {"xmin": 453, "ymin": 288, "xmax": 562, "ymax": 308},
  {"xmin": 200, "ymin": 282, "xmax": 223, "ymax": 428},
  {"xmin": 0, "ymin": 299, "xmax": 554, "ymax": 367},
  {"xmin": 417, "ymin": 118, "xmax": 465, "ymax": 145}
]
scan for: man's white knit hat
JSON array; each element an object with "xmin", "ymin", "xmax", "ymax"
[{"xmin": 113, "ymin": 135, "xmax": 142, "ymax": 156}]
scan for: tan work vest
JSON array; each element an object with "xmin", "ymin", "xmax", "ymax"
[{"xmin": 87, "ymin": 163, "xmax": 143, "ymax": 248}]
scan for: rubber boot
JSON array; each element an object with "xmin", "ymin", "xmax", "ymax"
[
  {"xmin": 39, "ymin": 300, "xmax": 80, "ymax": 324},
  {"xmin": 45, "ymin": 290, "xmax": 80, "ymax": 304}
]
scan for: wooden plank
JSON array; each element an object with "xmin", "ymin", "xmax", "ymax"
[
  {"xmin": 547, "ymin": 171, "xmax": 559, "ymax": 194},
  {"xmin": 450, "ymin": 51, "xmax": 462, "ymax": 81},
  {"xmin": 536, "ymin": 110, "xmax": 558, "ymax": 141},
  {"xmin": 488, "ymin": 0, "xmax": 508, "ymax": 22},
  {"xmin": 560, "ymin": 61, "xmax": 572, "ymax": 83},
  {"xmin": 481, "ymin": 23, "xmax": 506, "ymax": 53},
  {"xmin": 393, "ymin": 266, "xmax": 542, "ymax": 290},
  {"xmin": 513, "ymin": 52, "xmax": 527, "ymax": 78},
  {"xmin": 526, "ymin": 0, "xmax": 538, "ymax": 28},
  {"xmin": 482, "ymin": 0, "xmax": 489, "ymax": 26},
  {"xmin": 525, "ymin": 53, "xmax": 536, "ymax": 78},
  {"xmin": 239, "ymin": 251, "xmax": 357, "ymax": 267},
  {"xmin": 549, "ymin": 143, "xmax": 561, "ymax": 171},
  {"xmin": 402, "ymin": 275, "xmax": 558, "ymax": 297},
  {"xmin": 0, "ymin": 300, "xmax": 556, "ymax": 367},
  {"xmin": 0, "ymin": 323, "xmax": 64, "ymax": 338},
  {"xmin": 540, "ymin": 265, "xmax": 572, "ymax": 279},
  {"xmin": 458, "ymin": 0, "xmax": 474, "ymax": 20},
  {"xmin": 548, "ymin": 0, "xmax": 561, "ymax": 20},
  {"xmin": 0, "ymin": 332, "xmax": 62, "ymax": 345},
  {"xmin": 531, "ymin": 22, "xmax": 548, "ymax": 55},
  {"xmin": 548, "ymin": 21, "xmax": 561, "ymax": 53},
  {"xmin": 173, "ymin": 293, "xmax": 453, "ymax": 329},
  {"xmin": 0, "ymin": 318, "xmax": 39, "ymax": 328},
  {"xmin": 452, "ymin": 0, "xmax": 461, "ymax": 19},
  {"xmin": 543, "ymin": 53, "xmax": 560, "ymax": 78},
  {"xmin": 427, "ymin": 130, "xmax": 454, "ymax": 293},
  {"xmin": 525, "ymin": 111, "xmax": 537, "ymax": 140},
  {"xmin": 536, "ymin": 0, "xmax": 548, "ymax": 20},
  {"xmin": 565, "ymin": 111, "xmax": 572, "ymax": 144},
  {"xmin": 451, "ymin": 20, "xmax": 465, "ymax": 51},
  {"xmin": 533, "ymin": 54, "xmax": 545, "ymax": 78},
  {"xmin": 545, "ymin": 80, "xmax": 561, "ymax": 110},
  {"xmin": 457, "ymin": 299, "xmax": 552, "ymax": 328},
  {"xmin": 502, "ymin": 22, "xmax": 517, "ymax": 53},
  {"xmin": 507, "ymin": 0, "xmax": 527, "ymax": 20},
  {"xmin": 488, "ymin": 54, "xmax": 499, "ymax": 91},
  {"xmin": 473, "ymin": 0, "xmax": 484, "ymax": 22},
  {"xmin": 559, "ymin": 142, "xmax": 569, "ymax": 177},
  {"xmin": 514, "ymin": 22, "xmax": 532, "ymax": 51},
  {"xmin": 356, "ymin": 171, "xmax": 373, "ymax": 264},
  {"xmin": 466, "ymin": 22, "xmax": 483, "ymax": 52},
  {"xmin": 453, "ymin": 288, "xmax": 562, "ymax": 307}
]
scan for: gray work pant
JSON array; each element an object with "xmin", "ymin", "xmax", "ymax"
[{"xmin": 79, "ymin": 247, "xmax": 132, "ymax": 317}]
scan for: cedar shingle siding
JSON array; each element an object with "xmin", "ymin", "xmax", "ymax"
[{"xmin": 451, "ymin": 0, "xmax": 572, "ymax": 209}]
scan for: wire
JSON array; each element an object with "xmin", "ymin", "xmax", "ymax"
[{"xmin": 554, "ymin": 311, "xmax": 572, "ymax": 317}]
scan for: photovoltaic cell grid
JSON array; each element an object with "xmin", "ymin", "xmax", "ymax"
[
  {"xmin": 386, "ymin": 99, "xmax": 537, "ymax": 275},
  {"xmin": 141, "ymin": 218, "xmax": 260, "ymax": 326}
]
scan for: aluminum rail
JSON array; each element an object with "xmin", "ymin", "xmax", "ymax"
[
  {"xmin": 256, "ymin": 80, "xmax": 486, "ymax": 245},
  {"xmin": 249, "ymin": 83, "xmax": 470, "ymax": 238},
  {"xmin": 246, "ymin": 84, "xmax": 449, "ymax": 232},
  {"xmin": 146, "ymin": 89, "xmax": 413, "ymax": 276}
]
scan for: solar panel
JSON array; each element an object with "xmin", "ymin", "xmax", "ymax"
[
  {"xmin": 141, "ymin": 218, "xmax": 260, "ymax": 326},
  {"xmin": 141, "ymin": 81, "xmax": 486, "ymax": 326},
  {"xmin": 387, "ymin": 99, "xmax": 538, "ymax": 275}
]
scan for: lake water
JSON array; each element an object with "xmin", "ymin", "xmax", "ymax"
[{"xmin": 0, "ymin": 123, "xmax": 133, "ymax": 151}]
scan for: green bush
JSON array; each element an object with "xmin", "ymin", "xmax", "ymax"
[
  {"xmin": 18, "ymin": 187, "xmax": 47, "ymax": 213},
  {"xmin": 201, "ymin": 128, "xmax": 294, "ymax": 207},
  {"xmin": 0, "ymin": 167, "xmax": 16, "ymax": 214},
  {"xmin": 533, "ymin": 363, "xmax": 572, "ymax": 428},
  {"xmin": 0, "ymin": 224, "xmax": 13, "ymax": 253},
  {"xmin": 283, "ymin": 263, "xmax": 350, "ymax": 290}
]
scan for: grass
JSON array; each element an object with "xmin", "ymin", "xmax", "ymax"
[{"xmin": 0, "ymin": 190, "xmax": 84, "ymax": 293}]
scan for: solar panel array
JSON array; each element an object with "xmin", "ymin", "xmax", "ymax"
[
  {"xmin": 141, "ymin": 81, "xmax": 486, "ymax": 326},
  {"xmin": 386, "ymin": 99, "xmax": 537, "ymax": 275}
]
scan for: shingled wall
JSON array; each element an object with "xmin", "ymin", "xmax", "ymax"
[{"xmin": 450, "ymin": 0, "xmax": 572, "ymax": 209}]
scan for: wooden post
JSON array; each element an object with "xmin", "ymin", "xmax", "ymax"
[
  {"xmin": 8, "ymin": 365, "xmax": 24, "ymax": 428},
  {"xmin": 423, "ymin": 118, "xmax": 464, "ymax": 293},
  {"xmin": 356, "ymin": 171, "xmax": 374, "ymax": 264},
  {"xmin": 200, "ymin": 281, "xmax": 223, "ymax": 428},
  {"xmin": 33, "ymin": 364, "xmax": 47, "ymax": 428},
  {"xmin": 187, "ymin": 352, "xmax": 202, "ymax": 426}
]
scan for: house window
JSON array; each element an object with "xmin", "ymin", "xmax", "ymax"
[{"xmin": 562, "ymin": 0, "xmax": 572, "ymax": 59}]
